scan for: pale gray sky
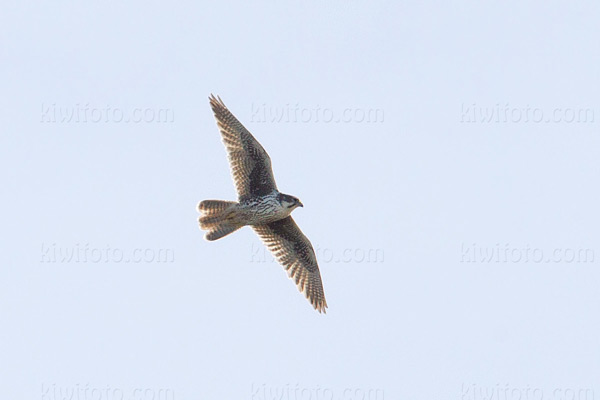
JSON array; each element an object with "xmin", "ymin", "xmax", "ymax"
[{"xmin": 1, "ymin": 1, "xmax": 599, "ymax": 399}]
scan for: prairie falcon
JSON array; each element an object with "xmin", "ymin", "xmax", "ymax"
[{"xmin": 197, "ymin": 95, "xmax": 327, "ymax": 313}]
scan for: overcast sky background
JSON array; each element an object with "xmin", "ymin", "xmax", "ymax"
[{"xmin": 2, "ymin": 1, "xmax": 599, "ymax": 399}]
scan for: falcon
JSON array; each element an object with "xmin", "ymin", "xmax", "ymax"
[{"xmin": 197, "ymin": 94, "xmax": 328, "ymax": 313}]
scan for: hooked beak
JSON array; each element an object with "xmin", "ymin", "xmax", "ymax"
[{"xmin": 297, "ymin": 200, "xmax": 304, "ymax": 208}]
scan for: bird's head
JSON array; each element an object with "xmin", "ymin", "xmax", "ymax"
[{"xmin": 280, "ymin": 193, "xmax": 303, "ymax": 210}]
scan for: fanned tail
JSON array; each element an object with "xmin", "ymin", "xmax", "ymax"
[{"xmin": 197, "ymin": 200, "xmax": 243, "ymax": 241}]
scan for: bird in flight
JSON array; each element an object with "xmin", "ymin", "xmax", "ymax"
[{"xmin": 197, "ymin": 95, "xmax": 328, "ymax": 313}]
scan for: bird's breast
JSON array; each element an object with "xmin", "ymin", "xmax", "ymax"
[{"xmin": 238, "ymin": 196, "xmax": 291, "ymax": 225}]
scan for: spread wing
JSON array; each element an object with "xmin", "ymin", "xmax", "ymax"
[
  {"xmin": 253, "ymin": 216, "xmax": 328, "ymax": 313},
  {"xmin": 209, "ymin": 94, "xmax": 277, "ymax": 201}
]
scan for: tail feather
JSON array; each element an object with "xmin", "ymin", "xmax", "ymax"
[
  {"xmin": 197, "ymin": 200, "xmax": 237, "ymax": 215},
  {"xmin": 204, "ymin": 223, "xmax": 242, "ymax": 241},
  {"xmin": 197, "ymin": 199, "xmax": 242, "ymax": 241}
]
